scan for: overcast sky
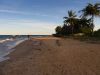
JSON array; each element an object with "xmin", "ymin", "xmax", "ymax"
[{"xmin": 0, "ymin": 0, "xmax": 100, "ymax": 35}]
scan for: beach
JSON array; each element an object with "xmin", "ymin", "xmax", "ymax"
[{"xmin": 0, "ymin": 36, "xmax": 100, "ymax": 75}]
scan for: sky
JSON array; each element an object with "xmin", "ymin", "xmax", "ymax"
[{"xmin": 0, "ymin": 0, "xmax": 100, "ymax": 35}]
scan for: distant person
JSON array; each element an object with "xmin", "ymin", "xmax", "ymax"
[
  {"xmin": 27, "ymin": 35, "xmax": 32, "ymax": 40},
  {"xmin": 27, "ymin": 35, "xmax": 30, "ymax": 40}
]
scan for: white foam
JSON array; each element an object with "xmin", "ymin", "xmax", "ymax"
[
  {"xmin": 0, "ymin": 57, "xmax": 10, "ymax": 62},
  {"xmin": 0, "ymin": 38, "xmax": 13, "ymax": 43},
  {"xmin": 0, "ymin": 38, "xmax": 28, "ymax": 62}
]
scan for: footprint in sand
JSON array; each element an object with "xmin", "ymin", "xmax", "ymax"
[
  {"xmin": 33, "ymin": 41, "xmax": 42, "ymax": 46},
  {"xmin": 56, "ymin": 40, "xmax": 61, "ymax": 46}
]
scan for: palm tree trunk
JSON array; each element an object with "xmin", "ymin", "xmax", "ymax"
[
  {"xmin": 72, "ymin": 26, "xmax": 74, "ymax": 35},
  {"xmin": 71, "ymin": 22, "xmax": 74, "ymax": 35},
  {"xmin": 91, "ymin": 15, "xmax": 94, "ymax": 35}
]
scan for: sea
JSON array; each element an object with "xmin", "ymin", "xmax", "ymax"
[{"xmin": 0, "ymin": 35, "xmax": 47, "ymax": 62}]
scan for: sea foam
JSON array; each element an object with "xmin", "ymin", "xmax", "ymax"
[{"xmin": 0, "ymin": 38, "xmax": 27, "ymax": 62}]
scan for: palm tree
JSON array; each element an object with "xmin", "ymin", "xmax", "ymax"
[
  {"xmin": 64, "ymin": 10, "xmax": 77, "ymax": 34},
  {"xmin": 80, "ymin": 3, "xmax": 100, "ymax": 33},
  {"xmin": 79, "ymin": 18, "xmax": 92, "ymax": 28}
]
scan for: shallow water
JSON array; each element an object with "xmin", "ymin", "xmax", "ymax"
[
  {"xmin": 0, "ymin": 38, "xmax": 27, "ymax": 62},
  {"xmin": 0, "ymin": 35, "xmax": 47, "ymax": 62}
]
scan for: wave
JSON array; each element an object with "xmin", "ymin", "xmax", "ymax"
[
  {"xmin": 0, "ymin": 38, "xmax": 28, "ymax": 62},
  {"xmin": 0, "ymin": 38, "xmax": 13, "ymax": 43}
]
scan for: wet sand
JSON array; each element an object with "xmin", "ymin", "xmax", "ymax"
[{"xmin": 0, "ymin": 37, "xmax": 100, "ymax": 75}]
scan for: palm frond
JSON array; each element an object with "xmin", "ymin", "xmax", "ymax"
[{"xmin": 63, "ymin": 17, "xmax": 68, "ymax": 19}]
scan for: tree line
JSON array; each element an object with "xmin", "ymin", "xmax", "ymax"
[{"xmin": 54, "ymin": 3, "xmax": 100, "ymax": 37}]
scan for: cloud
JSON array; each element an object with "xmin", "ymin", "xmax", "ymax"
[
  {"xmin": 0, "ymin": 19, "xmax": 58, "ymax": 35},
  {"xmin": 0, "ymin": 9, "xmax": 59, "ymax": 19},
  {"xmin": 0, "ymin": 9, "xmax": 27, "ymax": 15}
]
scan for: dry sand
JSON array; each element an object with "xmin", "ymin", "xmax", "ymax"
[{"xmin": 0, "ymin": 37, "xmax": 100, "ymax": 75}]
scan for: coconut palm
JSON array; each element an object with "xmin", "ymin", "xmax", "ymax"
[
  {"xmin": 79, "ymin": 18, "xmax": 92, "ymax": 28},
  {"xmin": 64, "ymin": 10, "xmax": 77, "ymax": 34},
  {"xmin": 80, "ymin": 3, "xmax": 100, "ymax": 33}
]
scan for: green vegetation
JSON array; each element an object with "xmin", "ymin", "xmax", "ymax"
[
  {"xmin": 80, "ymin": 3, "xmax": 100, "ymax": 34},
  {"xmin": 94, "ymin": 29, "xmax": 100, "ymax": 37},
  {"xmin": 54, "ymin": 3, "xmax": 100, "ymax": 38}
]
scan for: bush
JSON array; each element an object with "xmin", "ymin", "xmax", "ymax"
[
  {"xmin": 93, "ymin": 29, "xmax": 100, "ymax": 37},
  {"xmin": 52, "ymin": 34, "xmax": 62, "ymax": 37},
  {"xmin": 55, "ymin": 26, "xmax": 62, "ymax": 35},
  {"xmin": 81, "ymin": 27, "xmax": 92, "ymax": 36}
]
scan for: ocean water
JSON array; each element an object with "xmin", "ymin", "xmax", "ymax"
[{"xmin": 0, "ymin": 35, "xmax": 47, "ymax": 62}]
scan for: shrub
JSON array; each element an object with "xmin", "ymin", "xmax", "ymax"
[
  {"xmin": 55, "ymin": 26, "xmax": 62, "ymax": 35},
  {"xmin": 81, "ymin": 27, "xmax": 92, "ymax": 36},
  {"xmin": 93, "ymin": 29, "xmax": 100, "ymax": 37}
]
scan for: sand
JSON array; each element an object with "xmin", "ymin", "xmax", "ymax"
[{"xmin": 0, "ymin": 37, "xmax": 100, "ymax": 75}]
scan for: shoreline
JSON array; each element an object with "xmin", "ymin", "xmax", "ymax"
[
  {"xmin": 0, "ymin": 38, "xmax": 28, "ymax": 63},
  {"xmin": 0, "ymin": 36, "xmax": 100, "ymax": 75}
]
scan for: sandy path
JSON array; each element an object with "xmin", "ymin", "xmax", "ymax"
[{"xmin": 0, "ymin": 37, "xmax": 100, "ymax": 75}]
